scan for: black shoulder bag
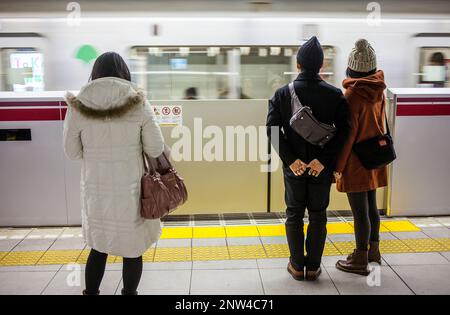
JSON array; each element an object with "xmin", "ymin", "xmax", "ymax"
[{"xmin": 353, "ymin": 99, "xmax": 397, "ymax": 170}]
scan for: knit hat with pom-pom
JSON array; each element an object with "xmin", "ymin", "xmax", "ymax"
[{"xmin": 347, "ymin": 39, "xmax": 377, "ymax": 72}]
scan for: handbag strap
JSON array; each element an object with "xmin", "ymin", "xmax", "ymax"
[
  {"xmin": 382, "ymin": 95, "xmax": 392, "ymax": 136},
  {"xmin": 143, "ymin": 152, "xmax": 173, "ymax": 174},
  {"xmin": 288, "ymin": 82, "xmax": 304, "ymax": 113}
]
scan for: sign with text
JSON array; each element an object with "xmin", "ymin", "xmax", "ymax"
[{"xmin": 152, "ymin": 105, "xmax": 183, "ymax": 126}]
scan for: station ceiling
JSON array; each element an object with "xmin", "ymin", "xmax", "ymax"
[{"xmin": 1, "ymin": 0, "xmax": 450, "ymax": 15}]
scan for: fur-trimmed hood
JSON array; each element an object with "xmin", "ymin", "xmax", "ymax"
[{"xmin": 65, "ymin": 77, "xmax": 145, "ymax": 119}]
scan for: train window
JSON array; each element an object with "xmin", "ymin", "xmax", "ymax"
[
  {"xmin": 130, "ymin": 46, "xmax": 335, "ymax": 100},
  {"xmin": 417, "ymin": 47, "xmax": 449, "ymax": 88},
  {"xmin": 0, "ymin": 48, "xmax": 44, "ymax": 92}
]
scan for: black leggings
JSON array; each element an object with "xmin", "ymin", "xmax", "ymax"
[
  {"xmin": 85, "ymin": 249, "xmax": 143, "ymax": 295},
  {"xmin": 347, "ymin": 190, "xmax": 380, "ymax": 251}
]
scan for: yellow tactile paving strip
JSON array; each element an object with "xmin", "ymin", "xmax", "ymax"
[
  {"xmin": 1, "ymin": 238, "xmax": 450, "ymax": 266},
  {"xmin": 159, "ymin": 220, "xmax": 421, "ymax": 239},
  {"xmin": 1, "ymin": 220, "xmax": 447, "ymax": 266}
]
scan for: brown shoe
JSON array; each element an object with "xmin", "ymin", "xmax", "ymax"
[
  {"xmin": 336, "ymin": 249, "xmax": 370, "ymax": 276},
  {"xmin": 346, "ymin": 242, "xmax": 382, "ymax": 265},
  {"xmin": 368, "ymin": 241, "xmax": 382, "ymax": 265},
  {"xmin": 287, "ymin": 262, "xmax": 305, "ymax": 281},
  {"xmin": 305, "ymin": 267, "xmax": 322, "ymax": 281}
]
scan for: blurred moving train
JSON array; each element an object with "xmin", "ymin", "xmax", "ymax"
[{"xmin": 0, "ymin": 13, "xmax": 449, "ymax": 96}]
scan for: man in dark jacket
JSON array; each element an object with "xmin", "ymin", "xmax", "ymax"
[{"xmin": 266, "ymin": 36, "xmax": 350, "ymax": 281}]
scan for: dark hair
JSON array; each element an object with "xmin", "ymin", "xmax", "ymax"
[
  {"xmin": 184, "ymin": 87, "xmax": 198, "ymax": 99},
  {"xmin": 430, "ymin": 52, "xmax": 445, "ymax": 66},
  {"xmin": 346, "ymin": 67, "xmax": 377, "ymax": 79},
  {"xmin": 89, "ymin": 52, "xmax": 131, "ymax": 81}
]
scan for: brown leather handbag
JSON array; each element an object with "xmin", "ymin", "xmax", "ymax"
[{"xmin": 141, "ymin": 152, "xmax": 188, "ymax": 219}]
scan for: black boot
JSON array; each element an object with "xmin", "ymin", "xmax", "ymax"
[{"xmin": 82, "ymin": 289, "xmax": 99, "ymax": 295}]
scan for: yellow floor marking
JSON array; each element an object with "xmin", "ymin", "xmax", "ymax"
[
  {"xmin": 264, "ymin": 244, "xmax": 289, "ymax": 258},
  {"xmin": 401, "ymin": 239, "xmax": 448, "ymax": 253},
  {"xmin": 160, "ymin": 227, "xmax": 193, "ymax": 239},
  {"xmin": 154, "ymin": 247, "xmax": 192, "ymax": 262},
  {"xmin": 2, "ymin": 236, "xmax": 448, "ymax": 266},
  {"xmin": 327, "ymin": 222, "xmax": 354, "ymax": 234},
  {"xmin": 142, "ymin": 249, "xmax": 155, "ymax": 263},
  {"xmin": 38, "ymin": 250, "xmax": 82, "ymax": 265},
  {"xmin": 381, "ymin": 221, "xmax": 421, "ymax": 233},
  {"xmin": 257, "ymin": 225, "xmax": 286, "ymax": 237},
  {"xmin": 0, "ymin": 251, "xmax": 45, "ymax": 266},
  {"xmin": 225, "ymin": 226, "xmax": 259, "ymax": 238},
  {"xmin": 157, "ymin": 220, "xmax": 421, "ymax": 239},
  {"xmin": 193, "ymin": 227, "xmax": 226, "ymax": 238},
  {"xmin": 379, "ymin": 240, "xmax": 414, "ymax": 254},
  {"xmin": 228, "ymin": 245, "xmax": 267, "ymax": 259},
  {"xmin": 76, "ymin": 249, "xmax": 116, "ymax": 264},
  {"xmin": 0, "ymin": 252, "xmax": 7, "ymax": 262},
  {"xmin": 192, "ymin": 246, "xmax": 230, "ymax": 261}
]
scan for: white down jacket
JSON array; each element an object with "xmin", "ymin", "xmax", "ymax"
[{"xmin": 63, "ymin": 77, "xmax": 165, "ymax": 258}]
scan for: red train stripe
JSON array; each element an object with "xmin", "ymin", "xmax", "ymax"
[
  {"xmin": 0, "ymin": 101, "xmax": 62, "ymax": 107},
  {"xmin": 0, "ymin": 109, "xmax": 61, "ymax": 121},
  {"xmin": 397, "ymin": 104, "xmax": 450, "ymax": 116},
  {"xmin": 397, "ymin": 97, "xmax": 450, "ymax": 103}
]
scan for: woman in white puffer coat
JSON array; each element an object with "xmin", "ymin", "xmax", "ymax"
[{"xmin": 63, "ymin": 52, "xmax": 165, "ymax": 295}]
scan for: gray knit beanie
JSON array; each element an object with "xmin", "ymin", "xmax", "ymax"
[{"xmin": 347, "ymin": 39, "xmax": 377, "ymax": 72}]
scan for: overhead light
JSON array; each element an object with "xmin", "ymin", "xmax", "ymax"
[
  {"xmin": 240, "ymin": 47, "xmax": 250, "ymax": 55},
  {"xmin": 207, "ymin": 47, "xmax": 220, "ymax": 57},
  {"xmin": 258, "ymin": 48, "xmax": 268, "ymax": 57},
  {"xmin": 270, "ymin": 47, "xmax": 281, "ymax": 56},
  {"xmin": 179, "ymin": 47, "xmax": 190, "ymax": 56}
]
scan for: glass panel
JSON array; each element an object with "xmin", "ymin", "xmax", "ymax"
[
  {"xmin": 130, "ymin": 45, "xmax": 336, "ymax": 100},
  {"xmin": 418, "ymin": 47, "xmax": 449, "ymax": 88},
  {"xmin": 0, "ymin": 48, "xmax": 44, "ymax": 92}
]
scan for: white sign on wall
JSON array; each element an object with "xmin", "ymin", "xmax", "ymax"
[{"xmin": 152, "ymin": 105, "xmax": 183, "ymax": 126}]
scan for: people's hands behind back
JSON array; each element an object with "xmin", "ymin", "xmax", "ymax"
[{"xmin": 307, "ymin": 159, "xmax": 325, "ymax": 177}]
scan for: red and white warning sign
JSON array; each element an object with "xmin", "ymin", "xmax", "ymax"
[{"xmin": 152, "ymin": 105, "xmax": 183, "ymax": 126}]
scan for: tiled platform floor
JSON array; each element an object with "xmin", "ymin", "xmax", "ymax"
[{"xmin": 1, "ymin": 216, "xmax": 450, "ymax": 295}]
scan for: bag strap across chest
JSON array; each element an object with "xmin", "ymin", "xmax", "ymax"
[{"xmin": 288, "ymin": 82, "xmax": 305, "ymax": 114}]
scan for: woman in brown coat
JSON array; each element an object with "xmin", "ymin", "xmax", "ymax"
[{"xmin": 334, "ymin": 39, "xmax": 387, "ymax": 275}]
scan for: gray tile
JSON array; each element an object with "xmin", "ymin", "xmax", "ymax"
[
  {"xmin": 260, "ymin": 268, "xmax": 339, "ymax": 295},
  {"xmin": 227, "ymin": 237, "xmax": 261, "ymax": 246},
  {"xmin": 143, "ymin": 261, "xmax": 193, "ymax": 270},
  {"xmin": 383, "ymin": 253, "xmax": 450, "ymax": 266},
  {"xmin": 421, "ymin": 228, "xmax": 450, "ymax": 239},
  {"xmin": 326, "ymin": 265, "xmax": 413, "ymax": 295},
  {"xmin": 257, "ymin": 258, "xmax": 288, "ymax": 269},
  {"xmin": 157, "ymin": 239, "xmax": 192, "ymax": 248},
  {"xmin": 392, "ymin": 265, "xmax": 450, "ymax": 295},
  {"xmin": 0, "ymin": 239, "xmax": 21, "ymax": 251},
  {"xmin": 133, "ymin": 270, "xmax": 191, "ymax": 295},
  {"xmin": 392, "ymin": 231, "xmax": 429, "ymax": 240},
  {"xmin": 193, "ymin": 259, "xmax": 257, "ymax": 270},
  {"xmin": 49, "ymin": 238, "xmax": 86, "ymax": 250},
  {"xmin": 321, "ymin": 256, "xmax": 348, "ymax": 268},
  {"xmin": 260, "ymin": 236, "xmax": 287, "ymax": 245},
  {"xmin": 0, "ymin": 265, "xmax": 62, "ymax": 272},
  {"xmin": 42, "ymin": 270, "xmax": 121, "ymax": 295},
  {"xmin": 192, "ymin": 238, "xmax": 226, "ymax": 247},
  {"xmin": 0, "ymin": 271, "xmax": 57, "ymax": 295},
  {"xmin": 328, "ymin": 234, "xmax": 355, "ymax": 242},
  {"xmin": 191, "ymin": 269, "xmax": 264, "ymax": 295},
  {"xmin": 12, "ymin": 239, "xmax": 55, "ymax": 252}
]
